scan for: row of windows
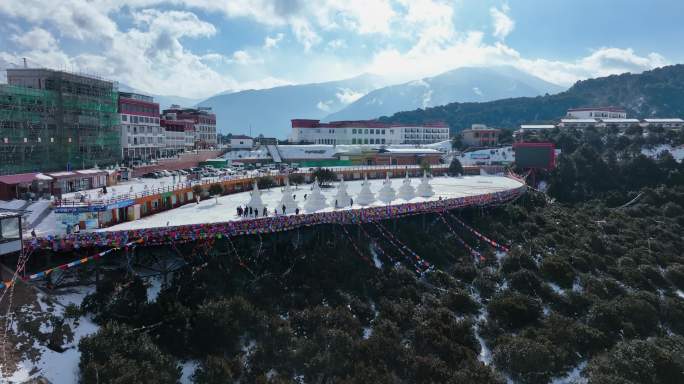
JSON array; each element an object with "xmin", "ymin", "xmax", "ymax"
[
  {"xmin": 351, "ymin": 128, "xmax": 388, "ymax": 135},
  {"xmin": 471, "ymin": 132, "xmax": 496, "ymax": 138},
  {"xmin": 121, "ymin": 115, "xmax": 160, "ymax": 124},
  {"xmin": 120, "ymin": 103, "xmax": 158, "ymax": 115},
  {"xmin": 128, "ymin": 137, "xmax": 164, "ymax": 145},
  {"xmin": 352, "ymin": 138, "xmax": 386, "ymax": 144},
  {"xmin": 124, "ymin": 125, "xmax": 164, "ymax": 134}
]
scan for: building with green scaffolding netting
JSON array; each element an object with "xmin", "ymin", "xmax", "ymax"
[{"xmin": 1, "ymin": 68, "xmax": 120, "ymax": 175}]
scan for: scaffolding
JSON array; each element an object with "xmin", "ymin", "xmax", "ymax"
[
  {"xmin": 0, "ymin": 69, "xmax": 120, "ymax": 174},
  {"xmin": 0, "ymin": 85, "xmax": 58, "ymax": 174}
]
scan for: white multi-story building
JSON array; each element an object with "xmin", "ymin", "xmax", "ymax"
[
  {"xmin": 289, "ymin": 119, "xmax": 449, "ymax": 145},
  {"xmin": 118, "ymin": 92, "xmax": 165, "ymax": 162},
  {"xmin": 566, "ymin": 107, "xmax": 627, "ymax": 119},
  {"xmin": 559, "ymin": 118, "xmax": 600, "ymax": 129},
  {"xmin": 642, "ymin": 118, "xmax": 684, "ymax": 130},
  {"xmin": 230, "ymin": 135, "xmax": 254, "ymax": 149}
]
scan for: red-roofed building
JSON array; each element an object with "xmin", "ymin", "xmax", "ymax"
[
  {"xmin": 289, "ymin": 119, "xmax": 449, "ymax": 145},
  {"xmin": 460, "ymin": 124, "xmax": 501, "ymax": 148},
  {"xmin": 118, "ymin": 92, "xmax": 163, "ymax": 163},
  {"xmin": 0, "ymin": 172, "xmax": 52, "ymax": 200},
  {"xmin": 162, "ymin": 106, "xmax": 217, "ymax": 149}
]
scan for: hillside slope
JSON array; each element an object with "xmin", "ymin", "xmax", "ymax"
[
  {"xmin": 325, "ymin": 66, "xmax": 564, "ymax": 121},
  {"xmin": 381, "ymin": 64, "xmax": 684, "ymax": 132}
]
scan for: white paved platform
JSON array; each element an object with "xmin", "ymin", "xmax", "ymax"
[{"xmin": 99, "ymin": 175, "xmax": 523, "ymax": 232}]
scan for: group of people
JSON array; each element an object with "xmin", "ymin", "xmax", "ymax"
[{"xmin": 236, "ymin": 205, "xmax": 301, "ymax": 218}]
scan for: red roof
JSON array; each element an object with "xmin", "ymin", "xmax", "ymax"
[
  {"xmin": 0, "ymin": 172, "xmax": 45, "ymax": 185},
  {"xmin": 291, "ymin": 119, "xmax": 448, "ymax": 129}
]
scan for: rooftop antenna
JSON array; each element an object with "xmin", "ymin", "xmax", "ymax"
[{"xmin": 23, "ymin": 58, "xmax": 27, "ymax": 68}]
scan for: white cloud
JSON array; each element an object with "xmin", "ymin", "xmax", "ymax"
[
  {"xmin": 11, "ymin": 27, "xmax": 57, "ymax": 51},
  {"xmin": 335, "ymin": 88, "xmax": 364, "ymax": 104},
  {"xmin": 0, "ymin": 0, "xmax": 118, "ymax": 40},
  {"xmin": 0, "ymin": 0, "xmax": 672, "ymax": 98},
  {"xmin": 231, "ymin": 50, "xmax": 262, "ymax": 65},
  {"xmin": 490, "ymin": 5, "xmax": 514, "ymax": 40},
  {"xmin": 366, "ymin": 27, "xmax": 667, "ymax": 87},
  {"xmin": 263, "ymin": 33, "xmax": 284, "ymax": 49},
  {"xmin": 518, "ymin": 47, "xmax": 668, "ymax": 85},
  {"xmin": 0, "ymin": 2, "xmax": 232, "ymax": 98},
  {"xmin": 200, "ymin": 53, "xmax": 228, "ymax": 63},
  {"xmin": 316, "ymin": 100, "xmax": 334, "ymax": 111},
  {"xmin": 290, "ymin": 18, "xmax": 322, "ymax": 51},
  {"xmin": 327, "ymin": 39, "xmax": 347, "ymax": 49}
]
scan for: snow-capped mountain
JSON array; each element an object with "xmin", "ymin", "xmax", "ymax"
[
  {"xmin": 324, "ymin": 66, "xmax": 565, "ymax": 121},
  {"xmin": 197, "ymin": 74, "xmax": 389, "ymax": 138}
]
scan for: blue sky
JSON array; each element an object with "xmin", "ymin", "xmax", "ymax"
[{"xmin": 0, "ymin": 0, "xmax": 681, "ymax": 99}]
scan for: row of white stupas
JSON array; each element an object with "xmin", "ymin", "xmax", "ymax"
[{"xmin": 246, "ymin": 171, "xmax": 435, "ymax": 214}]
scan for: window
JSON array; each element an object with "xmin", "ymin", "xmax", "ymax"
[
  {"xmin": 381, "ymin": 138, "xmax": 386, "ymax": 144},
  {"xmin": 370, "ymin": 129, "xmax": 374, "ymax": 134},
  {"xmin": 382, "ymin": 129, "xmax": 385, "ymax": 135},
  {"xmin": 364, "ymin": 138, "xmax": 368, "ymax": 144},
  {"xmin": 364, "ymin": 129, "xmax": 369, "ymax": 134},
  {"xmin": 352, "ymin": 138, "xmax": 356, "ymax": 144},
  {"xmin": 352, "ymin": 129, "xmax": 357, "ymax": 134},
  {"xmin": 121, "ymin": 115, "xmax": 127, "ymax": 121},
  {"xmin": 370, "ymin": 138, "xmax": 374, "ymax": 144}
]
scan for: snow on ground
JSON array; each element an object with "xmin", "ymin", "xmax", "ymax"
[
  {"xmin": 61, "ymin": 175, "xmax": 189, "ymax": 201},
  {"xmin": 370, "ymin": 245, "xmax": 383, "ymax": 269},
  {"xmin": 548, "ymin": 282, "xmax": 565, "ymax": 296},
  {"xmin": 572, "ymin": 279, "xmax": 582, "ymax": 293},
  {"xmin": 641, "ymin": 144, "xmax": 684, "ymax": 162},
  {"xmin": 147, "ymin": 276, "xmax": 163, "ymax": 303},
  {"xmin": 0, "ymin": 199, "xmax": 26, "ymax": 210},
  {"xmin": 24, "ymin": 200, "xmax": 51, "ymax": 227},
  {"xmin": 180, "ymin": 360, "xmax": 200, "ymax": 384},
  {"xmin": 100, "ymin": 175, "xmax": 523, "ymax": 232},
  {"xmin": 3, "ymin": 287, "xmax": 100, "ymax": 384},
  {"xmin": 474, "ymin": 322, "xmax": 492, "ymax": 365},
  {"xmin": 550, "ymin": 361, "xmax": 588, "ymax": 384}
]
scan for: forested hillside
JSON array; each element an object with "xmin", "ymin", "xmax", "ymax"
[{"xmin": 381, "ymin": 64, "xmax": 684, "ymax": 132}]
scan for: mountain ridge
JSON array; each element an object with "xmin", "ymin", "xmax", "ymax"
[
  {"xmin": 324, "ymin": 66, "xmax": 565, "ymax": 122},
  {"xmin": 380, "ymin": 64, "xmax": 684, "ymax": 132}
]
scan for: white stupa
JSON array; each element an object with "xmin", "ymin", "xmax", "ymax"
[
  {"xmin": 279, "ymin": 178, "xmax": 298, "ymax": 214},
  {"xmin": 246, "ymin": 180, "xmax": 265, "ymax": 212},
  {"xmin": 377, "ymin": 174, "xmax": 396, "ymax": 204},
  {"xmin": 356, "ymin": 174, "xmax": 375, "ymax": 206},
  {"xmin": 333, "ymin": 176, "xmax": 352, "ymax": 208},
  {"xmin": 304, "ymin": 177, "xmax": 328, "ymax": 212},
  {"xmin": 397, "ymin": 171, "xmax": 415, "ymax": 200},
  {"xmin": 416, "ymin": 170, "xmax": 434, "ymax": 198}
]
